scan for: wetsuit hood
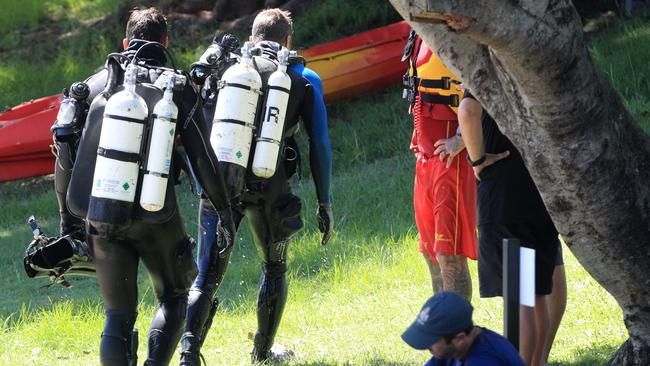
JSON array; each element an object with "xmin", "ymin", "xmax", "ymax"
[{"xmin": 122, "ymin": 39, "xmax": 167, "ymax": 66}]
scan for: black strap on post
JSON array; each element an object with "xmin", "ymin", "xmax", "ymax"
[{"xmin": 503, "ymin": 238, "xmax": 520, "ymax": 350}]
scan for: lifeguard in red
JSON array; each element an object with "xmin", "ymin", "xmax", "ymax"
[{"xmin": 409, "ymin": 43, "xmax": 477, "ymax": 264}]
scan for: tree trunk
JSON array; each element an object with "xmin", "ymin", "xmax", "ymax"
[{"xmin": 388, "ymin": 1, "xmax": 650, "ymax": 365}]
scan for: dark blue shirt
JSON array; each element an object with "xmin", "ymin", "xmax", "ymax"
[{"xmin": 423, "ymin": 328, "xmax": 525, "ymax": 366}]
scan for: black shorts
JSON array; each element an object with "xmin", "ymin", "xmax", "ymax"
[
  {"xmin": 555, "ymin": 242, "xmax": 564, "ymax": 266},
  {"xmin": 477, "ymin": 222, "xmax": 559, "ymax": 297}
]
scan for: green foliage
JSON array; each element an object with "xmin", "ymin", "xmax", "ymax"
[
  {"xmin": 292, "ymin": 0, "xmax": 402, "ymax": 49},
  {"xmin": 0, "ymin": 0, "xmax": 42, "ymax": 37},
  {"xmin": 46, "ymin": 0, "xmax": 121, "ymax": 20}
]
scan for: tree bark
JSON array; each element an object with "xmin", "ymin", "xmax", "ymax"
[{"xmin": 389, "ymin": 1, "xmax": 650, "ymax": 365}]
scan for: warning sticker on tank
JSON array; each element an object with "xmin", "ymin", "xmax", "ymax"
[
  {"xmin": 210, "ymin": 122, "xmax": 253, "ymax": 167},
  {"xmin": 91, "ymin": 156, "xmax": 139, "ymax": 202}
]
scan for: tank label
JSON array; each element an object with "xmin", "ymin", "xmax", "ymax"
[
  {"xmin": 210, "ymin": 122, "xmax": 252, "ymax": 167},
  {"xmin": 91, "ymin": 156, "xmax": 139, "ymax": 202}
]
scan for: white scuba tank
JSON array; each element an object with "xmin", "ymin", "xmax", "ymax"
[
  {"xmin": 88, "ymin": 64, "xmax": 148, "ymax": 229},
  {"xmin": 252, "ymin": 48, "xmax": 292, "ymax": 178},
  {"xmin": 210, "ymin": 41, "xmax": 262, "ymax": 196},
  {"xmin": 139, "ymin": 75, "xmax": 179, "ymax": 212}
]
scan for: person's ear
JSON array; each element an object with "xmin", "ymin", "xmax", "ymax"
[
  {"xmin": 453, "ymin": 332, "xmax": 466, "ymax": 346},
  {"xmin": 122, "ymin": 38, "xmax": 129, "ymax": 50}
]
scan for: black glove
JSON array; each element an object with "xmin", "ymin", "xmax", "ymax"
[
  {"xmin": 316, "ymin": 203, "xmax": 333, "ymax": 246},
  {"xmin": 216, "ymin": 207, "xmax": 236, "ymax": 258}
]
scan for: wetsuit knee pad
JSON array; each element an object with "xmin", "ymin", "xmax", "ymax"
[
  {"xmin": 101, "ymin": 309, "xmax": 137, "ymax": 366},
  {"xmin": 271, "ymin": 194, "xmax": 304, "ymax": 242}
]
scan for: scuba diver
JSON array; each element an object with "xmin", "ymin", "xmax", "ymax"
[
  {"xmin": 41, "ymin": 8, "xmax": 236, "ymax": 366},
  {"xmin": 179, "ymin": 8, "xmax": 333, "ymax": 365}
]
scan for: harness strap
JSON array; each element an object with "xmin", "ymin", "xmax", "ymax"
[
  {"xmin": 419, "ymin": 92, "xmax": 459, "ymax": 107},
  {"xmin": 417, "ymin": 76, "xmax": 451, "ymax": 90}
]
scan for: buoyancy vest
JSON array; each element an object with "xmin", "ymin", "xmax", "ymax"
[
  {"xmin": 67, "ymin": 57, "xmax": 184, "ymax": 225},
  {"xmin": 402, "ymin": 31, "xmax": 463, "ymax": 116}
]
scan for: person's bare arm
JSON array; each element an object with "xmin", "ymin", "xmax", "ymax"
[{"xmin": 457, "ymin": 97, "xmax": 509, "ymax": 179}]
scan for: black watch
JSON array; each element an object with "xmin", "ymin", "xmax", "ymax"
[{"xmin": 467, "ymin": 154, "xmax": 486, "ymax": 167}]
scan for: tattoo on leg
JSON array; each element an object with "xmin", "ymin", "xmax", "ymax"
[
  {"xmin": 423, "ymin": 254, "xmax": 443, "ymax": 294},
  {"xmin": 436, "ymin": 254, "xmax": 472, "ymax": 301}
]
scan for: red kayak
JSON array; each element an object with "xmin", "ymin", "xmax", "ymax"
[
  {"xmin": 301, "ymin": 21, "xmax": 410, "ymax": 103},
  {"xmin": 0, "ymin": 21, "xmax": 410, "ymax": 182},
  {"xmin": 0, "ymin": 95, "xmax": 60, "ymax": 181}
]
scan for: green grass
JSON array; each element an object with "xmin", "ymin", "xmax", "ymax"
[
  {"xmin": 0, "ymin": 86, "xmax": 628, "ymax": 365},
  {"xmin": 0, "ymin": 2, "xmax": 646, "ymax": 365},
  {"xmin": 589, "ymin": 17, "xmax": 650, "ymax": 132}
]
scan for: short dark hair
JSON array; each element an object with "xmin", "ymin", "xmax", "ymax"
[
  {"xmin": 442, "ymin": 322, "xmax": 474, "ymax": 343},
  {"xmin": 251, "ymin": 8, "xmax": 293, "ymax": 44},
  {"xmin": 125, "ymin": 7, "xmax": 168, "ymax": 42}
]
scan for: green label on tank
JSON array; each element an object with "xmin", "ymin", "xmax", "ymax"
[
  {"xmin": 236, "ymin": 151, "xmax": 242, "ymax": 159},
  {"xmin": 169, "ymin": 128, "xmax": 174, "ymax": 136},
  {"xmin": 122, "ymin": 182, "xmax": 130, "ymax": 191}
]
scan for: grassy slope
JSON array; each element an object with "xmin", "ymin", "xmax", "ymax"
[{"xmin": 0, "ymin": 1, "xmax": 647, "ymax": 365}]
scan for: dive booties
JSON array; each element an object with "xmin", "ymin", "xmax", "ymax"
[{"xmin": 23, "ymin": 216, "xmax": 94, "ymax": 287}]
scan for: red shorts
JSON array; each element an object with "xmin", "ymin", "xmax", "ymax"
[{"xmin": 413, "ymin": 103, "xmax": 477, "ymax": 263}]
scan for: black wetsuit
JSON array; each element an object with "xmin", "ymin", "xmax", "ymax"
[
  {"xmin": 61, "ymin": 41, "xmax": 233, "ymax": 366},
  {"xmin": 180, "ymin": 41, "xmax": 332, "ymax": 364}
]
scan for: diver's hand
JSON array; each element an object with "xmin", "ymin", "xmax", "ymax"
[
  {"xmin": 316, "ymin": 203, "xmax": 333, "ymax": 246},
  {"xmin": 216, "ymin": 207, "xmax": 236, "ymax": 258}
]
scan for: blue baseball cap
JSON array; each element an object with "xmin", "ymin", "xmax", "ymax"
[{"xmin": 401, "ymin": 291, "xmax": 473, "ymax": 350}]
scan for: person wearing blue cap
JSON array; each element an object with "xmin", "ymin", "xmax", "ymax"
[{"xmin": 402, "ymin": 292, "xmax": 525, "ymax": 366}]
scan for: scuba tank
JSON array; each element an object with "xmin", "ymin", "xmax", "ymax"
[
  {"xmin": 51, "ymin": 82, "xmax": 90, "ymax": 143},
  {"xmin": 210, "ymin": 41, "xmax": 263, "ymax": 198},
  {"xmin": 87, "ymin": 63, "xmax": 148, "ymax": 235},
  {"xmin": 251, "ymin": 48, "xmax": 292, "ymax": 178},
  {"xmin": 139, "ymin": 75, "xmax": 182, "ymax": 212}
]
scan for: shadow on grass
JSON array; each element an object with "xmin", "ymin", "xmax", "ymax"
[{"xmin": 551, "ymin": 343, "xmax": 619, "ymax": 366}]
